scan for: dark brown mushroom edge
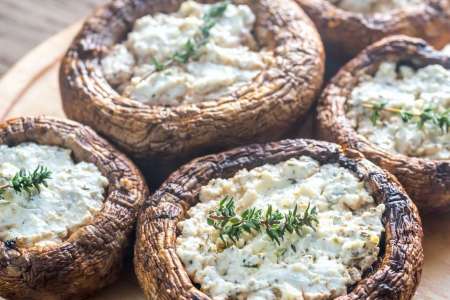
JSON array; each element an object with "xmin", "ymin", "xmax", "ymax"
[
  {"xmin": 295, "ymin": 0, "xmax": 450, "ymax": 61},
  {"xmin": 59, "ymin": 0, "xmax": 325, "ymax": 176},
  {"xmin": 0, "ymin": 117, "xmax": 148, "ymax": 299},
  {"xmin": 317, "ymin": 36, "xmax": 450, "ymax": 212},
  {"xmin": 135, "ymin": 138, "xmax": 423, "ymax": 300}
]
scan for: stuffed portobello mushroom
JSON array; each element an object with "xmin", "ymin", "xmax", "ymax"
[
  {"xmin": 317, "ymin": 36, "xmax": 450, "ymax": 212},
  {"xmin": 135, "ymin": 139, "xmax": 423, "ymax": 300},
  {"xmin": 0, "ymin": 117, "xmax": 148, "ymax": 299},
  {"xmin": 59, "ymin": 0, "xmax": 325, "ymax": 173},
  {"xmin": 295, "ymin": 0, "xmax": 450, "ymax": 60}
]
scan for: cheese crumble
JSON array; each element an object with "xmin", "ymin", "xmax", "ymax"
[
  {"xmin": 346, "ymin": 62, "xmax": 450, "ymax": 160},
  {"xmin": 326, "ymin": 0, "xmax": 423, "ymax": 14},
  {"xmin": 176, "ymin": 156, "xmax": 385, "ymax": 300},
  {"xmin": 0, "ymin": 143, "xmax": 108, "ymax": 248},
  {"xmin": 442, "ymin": 44, "xmax": 450, "ymax": 55},
  {"xmin": 101, "ymin": 1, "xmax": 272, "ymax": 106}
]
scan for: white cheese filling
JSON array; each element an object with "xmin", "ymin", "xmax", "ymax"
[
  {"xmin": 442, "ymin": 44, "xmax": 450, "ymax": 55},
  {"xmin": 101, "ymin": 1, "xmax": 272, "ymax": 106},
  {"xmin": 177, "ymin": 156, "xmax": 385, "ymax": 300},
  {"xmin": 326, "ymin": 0, "xmax": 423, "ymax": 14},
  {"xmin": 346, "ymin": 62, "xmax": 450, "ymax": 160},
  {"xmin": 0, "ymin": 143, "xmax": 108, "ymax": 248}
]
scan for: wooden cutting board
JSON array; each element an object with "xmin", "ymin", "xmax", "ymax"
[{"xmin": 0, "ymin": 21, "xmax": 449, "ymax": 300}]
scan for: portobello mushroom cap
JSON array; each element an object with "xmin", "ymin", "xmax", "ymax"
[
  {"xmin": 316, "ymin": 36, "xmax": 450, "ymax": 212},
  {"xmin": 134, "ymin": 138, "xmax": 423, "ymax": 300},
  {"xmin": 0, "ymin": 116, "xmax": 148, "ymax": 299},
  {"xmin": 59, "ymin": 0, "xmax": 325, "ymax": 165},
  {"xmin": 295, "ymin": 0, "xmax": 450, "ymax": 60}
]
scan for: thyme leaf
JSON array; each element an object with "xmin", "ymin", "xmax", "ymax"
[
  {"xmin": 207, "ymin": 196, "xmax": 319, "ymax": 248},
  {"xmin": 369, "ymin": 101, "xmax": 387, "ymax": 125},
  {"xmin": 150, "ymin": 57, "xmax": 165, "ymax": 72},
  {"xmin": 399, "ymin": 110, "xmax": 414, "ymax": 123},
  {"xmin": 418, "ymin": 107, "xmax": 436, "ymax": 129},
  {"xmin": 437, "ymin": 110, "xmax": 449, "ymax": 133},
  {"xmin": 0, "ymin": 165, "xmax": 51, "ymax": 199}
]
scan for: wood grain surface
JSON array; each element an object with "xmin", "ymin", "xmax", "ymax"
[
  {"xmin": 0, "ymin": 19, "xmax": 449, "ymax": 300},
  {"xmin": 0, "ymin": 0, "xmax": 105, "ymax": 76}
]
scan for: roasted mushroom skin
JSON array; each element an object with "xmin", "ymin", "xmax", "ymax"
[
  {"xmin": 317, "ymin": 36, "xmax": 450, "ymax": 212},
  {"xmin": 60, "ymin": 0, "xmax": 325, "ymax": 171},
  {"xmin": 295, "ymin": 0, "xmax": 450, "ymax": 61},
  {"xmin": 135, "ymin": 139, "xmax": 423, "ymax": 300},
  {"xmin": 0, "ymin": 117, "xmax": 148, "ymax": 300}
]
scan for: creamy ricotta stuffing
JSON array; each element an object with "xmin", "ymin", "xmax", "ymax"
[
  {"xmin": 0, "ymin": 143, "xmax": 108, "ymax": 248},
  {"xmin": 101, "ymin": 1, "xmax": 272, "ymax": 105},
  {"xmin": 442, "ymin": 44, "xmax": 450, "ymax": 55},
  {"xmin": 177, "ymin": 157, "xmax": 385, "ymax": 300},
  {"xmin": 346, "ymin": 62, "xmax": 450, "ymax": 159},
  {"xmin": 326, "ymin": 0, "xmax": 423, "ymax": 13}
]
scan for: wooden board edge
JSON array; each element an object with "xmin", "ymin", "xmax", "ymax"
[{"xmin": 0, "ymin": 21, "xmax": 83, "ymax": 121}]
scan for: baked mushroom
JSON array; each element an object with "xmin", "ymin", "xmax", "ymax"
[
  {"xmin": 0, "ymin": 116, "xmax": 148, "ymax": 299},
  {"xmin": 135, "ymin": 138, "xmax": 423, "ymax": 299},
  {"xmin": 59, "ymin": 0, "xmax": 325, "ymax": 173},
  {"xmin": 295, "ymin": 0, "xmax": 450, "ymax": 60},
  {"xmin": 317, "ymin": 35, "xmax": 450, "ymax": 212}
]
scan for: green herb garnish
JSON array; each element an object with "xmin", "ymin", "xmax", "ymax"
[
  {"xmin": 368, "ymin": 101, "xmax": 387, "ymax": 125},
  {"xmin": 0, "ymin": 165, "xmax": 51, "ymax": 199},
  {"xmin": 399, "ymin": 109, "xmax": 413, "ymax": 123},
  {"xmin": 207, "ymin": 196, "xmax": 318, "ymax": 248},
  {"xmin": 363, "ymin": 101, "xmax": 449, "ymax": 133},
  {"xmin": 150, "ymin": 1, "xmax": 229, "ymax": 71},
  {"xmin": 437, "ymin": 110, "xmax": 449, "ymax": 133},
  {"xmin": 150, "ymin": 57, "xmax": 165, "ymax": 72}
]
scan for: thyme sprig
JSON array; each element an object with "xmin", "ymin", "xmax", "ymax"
[
  {"xmin": 363, "ymin": 100, "xmax": 449, "ymax": 133},
  {"xmin": 207, "ymin": 196, "xmax": 319, "ymax": 247},
  {"xmin": 151, "ymin": 1, "xmax": 229, "ymax": 70},
  {"xmin": 0, "ymin": 165, "xmax": 51, "ymax": 199}
]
